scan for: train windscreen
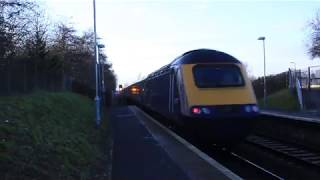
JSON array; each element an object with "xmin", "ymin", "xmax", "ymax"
[{"xmin": 193, "ymin": 65, "xmax": 245, "ymax": 88}]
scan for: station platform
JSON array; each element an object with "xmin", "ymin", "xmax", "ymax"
[
  {"xmin": 109, "ymin": 106, "xmax": 240, "ymax": 180},
  {"xmin": 261, "ymin": 109, "xmax": 320, "ymax": 124}
]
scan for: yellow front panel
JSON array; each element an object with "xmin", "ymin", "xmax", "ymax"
[{"xmin": 182, "ymin": 64, "xmax": 257, "ymax": 106}]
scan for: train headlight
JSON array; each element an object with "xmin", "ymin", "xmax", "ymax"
[
  {"xmin": 201, "ymin": 107, "xmax": 211, "ymax": 114},
  {"xmin": 191, "ymin": 107, "xmax": 211, "ymax": 115},
  {"xmin": 192, "ymin": 107, "xmax": 202, "ymax": 114},
  {"xmin": 252, "ymin": 105, "xmax": 259, "ymax": 112},
  {"xmin": 245, "ymin": 105, "xmax": 252, "ymax": 113}
]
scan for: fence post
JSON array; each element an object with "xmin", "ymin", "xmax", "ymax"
[
  {"xmin": 296, "ymin": 69, "xmax": 302, "ymax": 83},
  {"xmin": 23, "ymin": 59, "xmax": 27, "ymax": 92},
  {"xmin": 308, "ymin": 67, "xmax": 311, "ymax": 90},
  {"xmin": 288, "ymin": 68, "xmax": 293, "ymax": 89},
  {"xmin": 7, "ymin": 59, "xmax": 11, "ymax": 94},
  {"xmin": 286, "ymin": 70, "xmax": 290, "ymax": 88}
]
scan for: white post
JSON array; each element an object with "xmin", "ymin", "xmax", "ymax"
[
  {"xmin": 258, "ymin": 36, "xmax": 267, "ymax": 107},
  {"xmin": 93, "ymin": 0, "xmax": 101, "ymax": 127}
]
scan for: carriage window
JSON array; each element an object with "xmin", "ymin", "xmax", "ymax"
[{"xmin": 193, "ymin": 65, "xmax": 245, "ymax": 88}]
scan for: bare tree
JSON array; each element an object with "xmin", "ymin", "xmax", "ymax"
[
  {"xmin": 24, "ymin": 12, "xmax": 49, "ymax": 89},
  {"xmin": 0, "ymin": 0, "xmax": 117, "ymax": 97},
  {"xmin": 0, "ymin": 0, "xmax": 35, "ymax": 58},
  {"xmin": 0, "ymin": 0, "xmax": 35, "ymax": 93},
  {"xmin": 308, "ymin": 12, "xmax": 320, "ymax": 59}
]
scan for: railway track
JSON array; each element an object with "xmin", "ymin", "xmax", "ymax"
[
  {"xmin": 246, "ymin": 134, "xmax": 320, "ymax": 168},
  {"xmin": 145, "ymin": 114, "xmax": 285, "ymax": 179},
  {"xmin": 229, "ymin": 151, "xmax": 284, "ymax": 180},
  {"xmin": 188, "ymin": 134, "xmax": 320, "ymax": 179},
  {"xmin": 202, "ymin": 144, "xmax": 285, "ymax": 180},
  {"xmin": 140, "ymin": 108, "xmax": 320, "ymax": 179}
]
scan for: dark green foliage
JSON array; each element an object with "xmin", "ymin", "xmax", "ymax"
[
  {"xmin": 25, "ymin": 29, "xmax": 48, "ymax": 61},
  {"xmin": 0, "ymin": 92, "xmax": 108, "ymax": 180},
  {"xmin": 252, "ymin": 72, "xmax": 288, "ymax": 99},
  {"xmin": 0, "ymin": 0, "xmax": 117, "ymax": 100},
  {"xmin": 0, "ymin": 1, "xmax": 114, "ymax": 178}
]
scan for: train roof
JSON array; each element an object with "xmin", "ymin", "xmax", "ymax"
[
  {"xmin": 171, "ymin": 49, "xmax": 241, "ymax": 65},
  {"xmin": 146, "ymin": 49, "xmax": 241, "ymax": 79}
]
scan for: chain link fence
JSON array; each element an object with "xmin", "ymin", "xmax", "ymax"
[
  {"xmin": 288, "ymin": 65, "xmax": 320, "ymax": 109},
  {"xmin": 0, "ymin": 58, "xmax": 72, "ymax": 95},
  {"xmin": 0, "ymin": 56, "xmax": 115, "ymax": 107},
  {"xmin": 288, "ymin": 65, "xmax": 320, "ymax": 90}
]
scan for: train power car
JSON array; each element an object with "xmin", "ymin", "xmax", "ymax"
[
  {"xmin": 122, "ymin": 81, "xmax": 143, "ymax": 104},
  {"xmin": 124, "ymin": 49, "xmax": 259, "ymax": 145}
]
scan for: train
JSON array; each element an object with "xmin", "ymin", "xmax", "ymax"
[{"xmin": 122, "ymin": 49, "xmax": 259, "ymax": 145}]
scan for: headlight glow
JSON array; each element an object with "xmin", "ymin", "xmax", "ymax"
[
  {"xmin": 202, "ymin": 107, "xmax": 211, "ymax": 114},
  {"xmin": 252, "ymin": 105, "xmax": 259, "ymax": 112},
  {"xmin": 245, "ymin": 105, "xmax": 252, "ymax": 112}
]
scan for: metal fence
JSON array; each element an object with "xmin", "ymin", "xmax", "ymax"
[
  {"xmin": 288, "ymin": 65, "xmax": 320, "ymax": 90},
  {"xmin": 0, "ymin": 58, "xmax": 72, "ymax": 95}
]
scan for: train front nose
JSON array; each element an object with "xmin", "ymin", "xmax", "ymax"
[
  {"xmin": 189, "ymin": 104, "xmax": 260, "ymax": 119},
  {"xmin": 187, "ymin": 104, "xmax": 260, "ymax": 144}
]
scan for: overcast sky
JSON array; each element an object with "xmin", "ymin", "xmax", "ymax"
[{"xmin": 41, "ymin": 0, "xmax": 320, "ymax": 86}]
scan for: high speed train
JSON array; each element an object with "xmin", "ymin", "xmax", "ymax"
[{"xmin": 123, "ymin": 49, "xmax": 259, "ymax": 145}]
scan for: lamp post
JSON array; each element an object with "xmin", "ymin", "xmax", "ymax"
[
  {"xmin": 93, "ymin": 0, "xmax": 101, "ymax": 127},
  {"xmin": 258, "ymin": 36, "xmax": 267, "ymax": 107},
  {"xmin": 98, "ymin": 44, "xmax": 106, "ymax": 105},
  {"xmin": 290, "ymin": 61, "xmax": 296, "ymax": 72}
]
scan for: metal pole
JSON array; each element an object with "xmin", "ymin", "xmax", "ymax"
[
  {"xmin": 308, "ymin": 67, "xmax": 311, "ymax": 90},
  {"xmin": 291, "ymin": 62, "xmax": 296, "ymax": 86},
  {"xmin": 98, "ymin": 46, "xmax": 106, "ymax": 105},
  {"xmin": 93, "ymin": 0, "xmax": 101, "ymax": 127},
  {"xmin": 263, "ymin": 39, "xmax": 267, "ymax": 107},
  {"xmin": 101, "ymin": 62, "xmax": 106, "ymax": 104}
]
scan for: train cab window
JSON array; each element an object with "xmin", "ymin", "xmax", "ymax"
[{"xmin": 193, "ymin": 65, "xmax": 245, "ymax": 88}]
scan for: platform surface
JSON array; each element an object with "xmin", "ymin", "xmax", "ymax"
[
  {"xmin": 261, "ymin": 109, "xmax": 320, "ymax": 123},
  {"xmin": 110, "ymin": 106, "xmax": 240, "ymax": 180},
  {"xmin": 110, "ymin": 106, "xmax": 190, "ymax": 180}
]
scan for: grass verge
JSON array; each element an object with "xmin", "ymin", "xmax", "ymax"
[
  {"xmin": 0, "ymin": 91, "xmax": 110, "ymax": 180},
  {"xmin": 259, "ymin": 89, "xmax": 300, "ymax": 111}
]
